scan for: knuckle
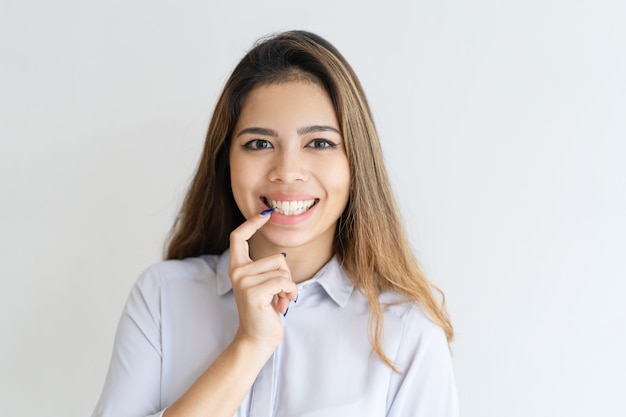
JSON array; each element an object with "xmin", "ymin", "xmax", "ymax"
[
  {"xmin": 240, "ymin": 286, "xmax": 255, "ymax": 299},
  {"xmin": 229, "ymin": 229, "xmax": 246, "ymax": 246},
  {"xmin": 277, "ymin": 270, "xmax": 292, "ymax": 281},
  {"xmin": 228, "ymin": 265, "xmax": 242, "ymax": 279},
  {"xmin": 271, "ymin": 275, "xmax": 291, "ymax": 287},
  {"xmin": 239, "ymin": 275, "xmax": 255, "ymax": 288}
]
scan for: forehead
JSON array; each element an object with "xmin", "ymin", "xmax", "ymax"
[{"xmin": 235, "ymin": 81, "xmax": 339, "ymax": 132}]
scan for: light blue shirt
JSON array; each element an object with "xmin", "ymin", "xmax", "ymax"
[{"xmin": 93, "ymin": 250, "xmax": 458, "ymax": 417}]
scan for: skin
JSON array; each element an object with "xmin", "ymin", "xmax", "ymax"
[
  {"xmin": 164, "ymin": 81, "xmax": 351, "ymax": 417},
  {"xmin": 229, "ymin": 81, "xmax": 350, "ymax": 282}
]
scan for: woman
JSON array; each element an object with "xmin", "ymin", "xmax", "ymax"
[{"xmin": 93, "ymin": 30, "xmax": 457, "ymax": 417}]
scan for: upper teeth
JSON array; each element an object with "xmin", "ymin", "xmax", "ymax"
[{"xmin": 267, "ymin": 199, "xmax": 316, "ymax": 216}]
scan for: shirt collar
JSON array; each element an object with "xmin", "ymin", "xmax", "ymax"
[
  {"xmin": 215, "ymin": 250, "xmax": 355, "ymax": 308},
  {"xmin": 311, "ymin": 256, "xmax": 355, "ymax": 308}
]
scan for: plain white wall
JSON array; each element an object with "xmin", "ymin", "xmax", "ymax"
[{"xmin": 1, "ymin": 0, "xmax": 624, "ymax": 416}]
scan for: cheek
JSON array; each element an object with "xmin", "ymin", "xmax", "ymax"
[
  {"xmin": 230, "ymin": 151, "xmax": 263, "ymax": 179},
  {"xmin": 229, "ymin": 155, "xmax": 252, "ymax": 203},
  {"xmin": 326, "ymin": 158, "xmax": 351, "ymax": 201}
]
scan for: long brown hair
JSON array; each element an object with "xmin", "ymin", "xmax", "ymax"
[{"xmin": 166, "ymin": 30, "xmax": 453, "ymax": 369}]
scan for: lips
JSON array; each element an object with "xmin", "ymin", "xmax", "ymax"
[{"xmin": 263, "ymin": 197, "xmax": 317, "ymax": 216}]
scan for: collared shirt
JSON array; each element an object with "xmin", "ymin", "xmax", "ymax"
[{"xmin": 92, "ymin": 250, "xmax": 458, "ymax": 417}]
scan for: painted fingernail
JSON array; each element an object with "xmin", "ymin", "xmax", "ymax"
[
  {"xmin": 294, "ymin": 294, "xmax": 298, "ymax": 303},
  {"xmin": 283, "ymin": 307, "xmax": 289, "ymax": 317},
  {"xmin": 281, "ymin": 252, "xmax": 286, "ymax": 258},
  {"xmin": 260, "ymin": 208, "xmax": 274, "ymax": 216}
]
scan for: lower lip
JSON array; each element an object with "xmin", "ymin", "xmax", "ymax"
[{"xmin": 265, "ymin": 202, "xmax": 318, "ymax": 225}]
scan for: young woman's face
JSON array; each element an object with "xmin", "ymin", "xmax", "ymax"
[{"xmin": 229, "ymin": 81, "xmax": 350, "ymax": 254}]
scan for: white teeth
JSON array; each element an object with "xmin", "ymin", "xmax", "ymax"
[{"xmin": 266, "ymin": 199, "xmax": 316, "ymax": 216}]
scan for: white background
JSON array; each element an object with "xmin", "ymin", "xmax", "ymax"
[{"xmin": 1, "ymin": 1, "xmax": 625, "ymax": 416}]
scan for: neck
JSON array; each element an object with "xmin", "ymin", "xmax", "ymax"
[{"xmin": 248, "ymin": 239, "xmax": 334, "ymax": 283}]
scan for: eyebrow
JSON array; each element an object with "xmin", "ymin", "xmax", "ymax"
[
  {"xmin": 297, "ymin": 125, "xmax": 341, "ymax": 136},
  {"xmin": 236, "ymin": 127, "xmax": 278, "ymax": 137},
  {"xmin": 236, "ymin": 125, "xmax": 341, "ymax": 138}
]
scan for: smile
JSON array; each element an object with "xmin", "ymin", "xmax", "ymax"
[{"xmin": 264, "ymin": 198, "xmax": 317, "ymax": 216}]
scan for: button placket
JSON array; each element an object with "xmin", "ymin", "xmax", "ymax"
[{"xmin": 249, "ymin": 352, "xmax": 276, "ymax": 417}]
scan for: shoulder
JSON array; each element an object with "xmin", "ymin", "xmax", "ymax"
[
  {"xmin": 123, "ymin": 254, "xmax": 224, "ymax": 319},
  {"xmin": 134, "ymin": 254, "xmax": 222, "ymax": 293},
  {"xmin": 383, "ymin": 295, "xmax": 458, "ymax": 415},
  {"xmin": 380, "ymin": 291, "xmax": 448, "ymax": 348}
]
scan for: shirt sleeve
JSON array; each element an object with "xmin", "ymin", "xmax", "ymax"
[
  {"xmin": 386, "ymin": 308, "xmax": 459, "ymax": 417},
  {"xmin": 92, "ymin": 267, "xmax": 166, "ymax": 417}
]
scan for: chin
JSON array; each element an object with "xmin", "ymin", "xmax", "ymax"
[
  {"xmin": 260, "ymin": 232, "xmax": 310, "ymax": 249},
  {"xmin": 258, "ymin": 225, "xmax": 329, "ymax": 250}
]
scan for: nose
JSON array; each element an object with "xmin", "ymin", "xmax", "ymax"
[{"xmin": 268, "ymin": 147, "xmax": 308, "ymax": 183}]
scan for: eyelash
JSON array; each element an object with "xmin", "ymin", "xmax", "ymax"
[
  {"xmin": 242, "ymin": 139, "xmax": 338, "ymax": 150},
  {"xmin": 242, "ymin": 139, "xmax": 273, "ymax": 150},
  {"xmin": 306, "ymin": 139, "xmax": 337, "ymax": 149}
]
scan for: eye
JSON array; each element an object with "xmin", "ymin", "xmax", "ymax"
[
  {"xmin": 243, "ymin": 139, "xmax": 273, "ymax": 150},
  {"xmin": 306, "ymin": 139, "xmax": 338, "ymax": 150}
]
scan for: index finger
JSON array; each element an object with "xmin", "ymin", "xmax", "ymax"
[{"xmin": 229, "ymin": 209, "xmax": 273, "ymax": 267}]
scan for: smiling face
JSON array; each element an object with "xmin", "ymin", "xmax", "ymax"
[{"xmin": 229, "ymin": 81, "xmax": 350, "ymax": 260}]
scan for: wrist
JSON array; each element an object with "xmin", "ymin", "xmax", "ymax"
[{"xmin": 230, "ymin": 331, "xmax": 277, "ymax": 364}]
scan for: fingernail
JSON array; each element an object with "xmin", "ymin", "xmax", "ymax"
[
  {"xmin": 260, "ymin": 208, "xmax": 274, "ymax": 216},
  {"xmin": 283, "ymin": 307, "xmax": 289, "ymax": 317},
  {"xmin": 281, "ymin": 252, "xmax": 286, "ymax": 257},
  {"xmin": 294, "ymin": 294, "xmax": 298, "ymax": 303}
]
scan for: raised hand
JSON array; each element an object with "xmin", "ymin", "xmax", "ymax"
[{"xmin": 228, "ymin": 210, "xmax": 298, "ymax": 352}]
